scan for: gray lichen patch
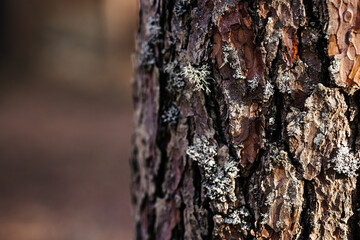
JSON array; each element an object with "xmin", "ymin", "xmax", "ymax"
[
  {"xmin": 186, "ymin": 137, "xmax": 239, "ymax": 204},
  {"xmin": 329, "ymin": 58, "xmax": 343, "ymax": 87},
  {"xmin": 224, "ymin": 207, "xmax": 250, "ymax": 226},
  {"xmin": 145, "ymin": 14, "xmax": 162, "ymax": 44},
  {"xmin": 162, "ymin": 105, "xmax": 180, "ymax": 124},
  {"xmin": 286, "ymin": 83, "xmax": 350, "ymax": 180},
  {"xmin": 213, "ymin": 206, "xmax": 252, "ymax": 238},
  {"xmin": 248, "ymin": 145, "xmax": 304, "ymax": 239},
  {"xmin": 278, "ymin": 71, "xmax": 294, "ymax": 94},
  {"xmin": 275, "ymin": 60, "xmax": 306, "ymax": 94},
  {"xmin": 263, "ymin": 81, "xmax": 275, "ymax": 101},
  {"xmin": 186, "ymin": 137, "xmax": 248, "ymax": 238},
  {"xmin": 138, "ymin": 14, "xmax": 162, "ymax": 68},
  {"xmin": 313, "ymin": 133, "xmax": 325, "ymax": 146},
  {"xmin": 205, "ymin": 160, "xmax": 239, "ymax": 203},
  {"xmin": 225, "ymin": 101, "xmax": 248, "ymax": 160},
  {"xmin": 332, "ymin": 143, "xmax": 360, "ymax": 177},
  {"xmin": 211, "ymin": 0, "xmax": 237, "ymax": 24},
  {"xmin": 139, "ymin": 42, "xmax": 155, "ymax": 67},
  {"xmin": 221, "ymin": 44, "xmax": 247, "ymax": 80},
  {"xmin": 164, "ymin": 61, "xmax": 185, "ymax": 91},
  {"xmin": 263, "ymin": 16, "xmax": 282, "ymax": 67},
  {"xmin": 247, "ymin": 77, "xmax": 259, "ymax": 91},
  {"xmin": 173, "ymin": 0, "xmax": 192, "ymax": 17},
  {"xmin": 223, "ymin": 206, "xmax": 252, "ymax": 232},
  {"xmin": 186, "ymin": 136, "xmax": 217, "ymax": 172},
  {"xmin": 182, "ymin": 64, "xmax": 212, "ymax": 94}
]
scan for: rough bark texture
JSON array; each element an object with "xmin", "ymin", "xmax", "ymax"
[{"xmin": 132, "ymin": 0, "xmax": 360, "ymax": 239}]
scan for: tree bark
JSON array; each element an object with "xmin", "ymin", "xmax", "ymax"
[{"xmin": 131, "ymin": 0, "xmax": 360, "ymax": 239}]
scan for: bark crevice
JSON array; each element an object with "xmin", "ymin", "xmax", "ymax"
[{"xmin": 299, "ymin": 180, "xmax": 314, "ymax": 240}]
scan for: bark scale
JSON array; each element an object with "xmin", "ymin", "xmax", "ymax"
[{"xmin": 132, "ymin": 0, "xmax": 360, "ymax": 239}]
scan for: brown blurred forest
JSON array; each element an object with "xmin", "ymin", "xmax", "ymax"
[{"xmin": 0, "ymin": 0, "xmax": 137, "ymax": 239}]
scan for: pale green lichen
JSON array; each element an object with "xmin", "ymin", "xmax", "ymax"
[
  {"xmin": 221, "ymin": 44, "xmax": 246, "ymax": 80},
  {"xmin": 182, "ymin": 64, "xmax": 212, "ymax": 94}
]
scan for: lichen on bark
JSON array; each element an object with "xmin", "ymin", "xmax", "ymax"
[
  {"xmin": 249, "ymin": 145, "xmax": 304, "ymax": 239},
  {"xmin": 286, "ymin": 83, "xmax": 350, "ymax": 180},
  {"xmin": 132, "ymin": 0, "xmax": 360, "ymax": 239}
]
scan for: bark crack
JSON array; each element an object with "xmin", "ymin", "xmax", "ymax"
[{"xmin": 299, "ymin": 180, "xmax": 314, "ymax": 240}]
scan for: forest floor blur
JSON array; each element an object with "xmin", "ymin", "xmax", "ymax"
[{"xmin": 0, "ymin": 79, "xmax": 133, "ymax": 240}]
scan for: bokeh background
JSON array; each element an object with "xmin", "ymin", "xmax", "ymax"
[{"xmin": 0, "ymin": 0, "xmax": 137, "ymax": 239}]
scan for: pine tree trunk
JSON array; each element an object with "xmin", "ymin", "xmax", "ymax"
[{"xmin": 131, "ymin": 0, "xmax": 360, "ymax": 239}]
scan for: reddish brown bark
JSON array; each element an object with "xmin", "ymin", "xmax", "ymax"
[{"xmin": 132, "ymin": 0, "xmax": 360, "ymax": 239}]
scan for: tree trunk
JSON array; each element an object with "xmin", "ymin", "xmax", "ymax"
[{"xmin": 131, "ymin": 0, "xmax": 360, "ymax": 239}]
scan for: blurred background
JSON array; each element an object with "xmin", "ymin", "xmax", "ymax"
[{"xmin": 0, "ymin": 0, "xmax": 137, "ymax": 239}]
